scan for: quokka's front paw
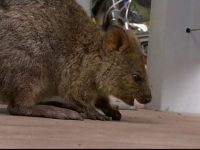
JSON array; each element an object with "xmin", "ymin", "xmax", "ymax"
[
  {"xmin": 106, "ymin": 109, "xmax": 122, "ymax": 121},
  {"xmin": 87, "ymin": 113, "xmax": 112, "ymax": 121}
]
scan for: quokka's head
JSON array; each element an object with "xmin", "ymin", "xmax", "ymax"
[{"xmin": 98, "ymin": 25, "xmax": 152, "ymax": 106}]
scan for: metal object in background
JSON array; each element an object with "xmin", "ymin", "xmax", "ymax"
[
  {"xmin": 91, "ymin": 0, "xmax": 151, "ymax": 56},
  {"xmin": 186, "ymin": 28, "xmax": 200, "ymax": 33}
]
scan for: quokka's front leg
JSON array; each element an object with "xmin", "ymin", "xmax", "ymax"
[{"xmin": 95, "ymin": 97, "xmax": 121, "ymax": 121}]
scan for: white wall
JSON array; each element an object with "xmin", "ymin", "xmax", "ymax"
[{"xmin": 146, "ymin": 0, "xmax": 200, "ymax": 113}]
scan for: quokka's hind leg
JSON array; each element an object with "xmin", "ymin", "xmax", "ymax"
[
  {"xmin": 39, "ymin": 100, "xmax": 112, "ymax": 121},
  {"xmin": 7, "ymin": 89, "xmax": 84, "ymax": 120},
  {"xmin": 38, "ymin": 101, "xmax": 84, "ymax": 113},
  {"xmin": 7, "ymin": 104, "xmax": 84, "ymax": 120}
]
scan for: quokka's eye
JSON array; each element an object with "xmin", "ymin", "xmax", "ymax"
[{"xmin": 133, "ymin": 74, "xmax": 142, "ymax": 82}]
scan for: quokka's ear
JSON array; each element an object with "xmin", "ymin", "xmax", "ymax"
[{"xmin": 104, "ymin": 25, "xmax": 130, "ymax": 53}]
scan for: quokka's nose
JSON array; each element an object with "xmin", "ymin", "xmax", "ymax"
[{"xmin": 145, "ymin": 95, "xmax": 152, "ymax": 103}]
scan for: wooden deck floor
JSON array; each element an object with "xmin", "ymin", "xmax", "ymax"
[{"xmin": 0, "ymin": 104, "xmax": 200, "ymax": 149}]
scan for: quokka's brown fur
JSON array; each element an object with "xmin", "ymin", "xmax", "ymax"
[{"xmin": 0, "ymin": 0, "xmax": 151, "ymax": 121}]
